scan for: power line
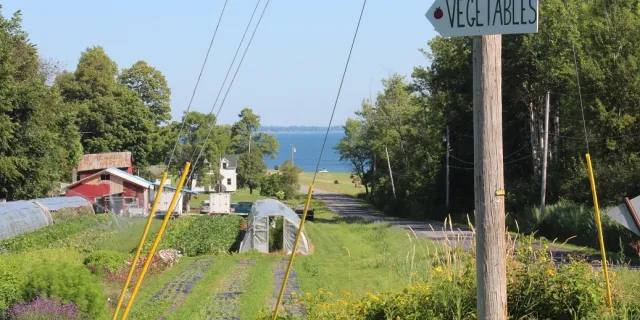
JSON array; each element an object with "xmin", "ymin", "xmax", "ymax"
[
  {"xmin": 189, "ymin": 0, "xmax": 271, "ymax": 182},
  {"xmin": 186, "ymin": 0, "xmax": 263, "ymax": 165},
  {"xmin": 450, "ymin": 154, "xmax": 474, "ymax": 165},
  {"xmin": 165, "ymin": 0, "xmax": 229, "ymax": 169},
  {"xmin": 273, "ymin": 1, "xmax": 368, "ymax": 317},
  {"xmin": 309, "ymin": 1, "xmax": 367, "ymax": 179}
]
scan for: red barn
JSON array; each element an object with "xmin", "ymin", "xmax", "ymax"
[
  {"xmin": 73, "ymin": 152, "xmax": 133, "ymax": 182},
  {"xmin": 65, "ymin": 167, "xmax": 151, "ymax": 215}
]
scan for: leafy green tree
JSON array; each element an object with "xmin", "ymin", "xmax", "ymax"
[
  {"xmin": 237, "ymin": 152, "xmax": 266, "ymax": 194},
  {"xmin": 229, "ymin": 108, "xmax": 279, "ymax": 158},
  {"xmin": 260, "ymin": 174, "xmax": 283, "ymax": 198},
  {"xmin": 119, "ymin": 60, "xmax": 172, "ymax": 125},
  {"xmin": 0, "ymin": 8, "xmax": 82, "ymax": 200},
  {"xmin": 335, "ymin": 118, "xmax": 371, "ymax": 194},
  {"xmin": 161, "ymin": 112, "xmax": 231, "ymax": 188},
  {"xmin": 279, "ymin": 160, "xmax": 301, "ymax": 200},
  {"xmin": 56, "ymin": 46, "xmax": 155, "ymax": 166}
]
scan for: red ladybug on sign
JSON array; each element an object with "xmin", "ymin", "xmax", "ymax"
[{"xmin": 434, "ymin": 7, "xmax": 443, "ymax": 20}]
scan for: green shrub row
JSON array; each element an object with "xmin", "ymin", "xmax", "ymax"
[
  {"xmin": 0, "ymin": 215, "xmax": 114, "ymax": 253},
  {"xmin": 0, "ymin": 249, "xmax": 106, "ymax": 319},
  {"xmin": 145, "ymin": 215, "xmax": 244, "ymax": 257}
]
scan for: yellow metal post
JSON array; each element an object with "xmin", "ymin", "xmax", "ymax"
[
  {"xmin": 272, "ymin": 184, "xmax": 314, "ymax": 320},
  {"xmin": 112, "ymin": 172, "xmax": 168, "ymax": 320},
  {"xmin": 585, "ymin": 153, "xmax": 613, "ymax": 310},
  {"xmin": 120, "ymin": 163, "xmax": 191, "ymax": 320}
]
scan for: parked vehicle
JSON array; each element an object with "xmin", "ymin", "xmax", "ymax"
[
  {"xmin": 294, "ymin": 204, "xmax": 314, "ymax": 221},
  {"xmin": 231, "ymin": 202, "xmax": 253, "ymax": 217},
  {"xmin": 200, "ymin": 200, "xmax": 210, "ymax": 214},
  {"xmin": 230, "ymin": 202, "xmax": 238, "ymax": 213}
]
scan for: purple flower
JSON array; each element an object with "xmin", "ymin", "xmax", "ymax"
[{"xmin": 9, "ymin": 293, "xmax": 82, "ymax": 320}]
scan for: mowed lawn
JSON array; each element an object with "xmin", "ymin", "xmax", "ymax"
[{"xmin": 299, "ymin": 171, "xmax": 364, "ymax": 195}]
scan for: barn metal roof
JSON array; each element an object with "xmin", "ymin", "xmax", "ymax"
[{"xmin": 76, "ymin": 152, "xmax": 132, "ymax": 172}]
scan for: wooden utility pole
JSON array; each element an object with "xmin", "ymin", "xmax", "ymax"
[
  {"xmin": 540, "ymin": 92, "xmax": 550, "ymax": 217},
  {"xmin": 385, "ymin": 146, "xmax": 396, "ymax": 199},
  {"xmin": 445, "ymin": 125, "xmax": 450, "ymax": 209},
  {"xmin": 473, "ymin": 35, "xmax": 506, "ymax": 319}
]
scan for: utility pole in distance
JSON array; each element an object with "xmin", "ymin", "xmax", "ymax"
[
  {"xmin": 290, "ymin": 143, "xmax": 295, "ymax": 165},
  {"xmin": 385, "ymin": 146, "xmax": 396, "ymax": 199},
  {"xmin": 540, "ymin": 92, "xmax": 550, "ymax": 217},
  {"xmin": 445, "ymin": 125, "xmax": 450, "ymax": 210}
]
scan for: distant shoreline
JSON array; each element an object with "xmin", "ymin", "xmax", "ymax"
[
  {"xmin": 259, "ymin": 125, "xmax": 343, "ymax": 133},
  {"xmin": 260, "ymin": 130, "xmax": 343, "ymax": 134}
]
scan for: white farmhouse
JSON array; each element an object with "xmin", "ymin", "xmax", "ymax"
[
  {"xmin": 218, "ymin": 154, "xmax": 238, "ymax": 193},
  {"xmin": 190, "ymin": 155, "xmax": 238, "ymax": 193}
]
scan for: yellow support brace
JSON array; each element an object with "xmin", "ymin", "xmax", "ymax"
[
  {"xmin": 585, "ymin": 153, "xmax": 613, "ymax": 310},
  {"xmin": 120, "ymin": 162, "xmax": 191, "ymax": 320},
  {"xmin": 111, "ymin": 172, "xmax": 168, "ymax": 320},
  {"xmin": 272, "ymin": 184, "xmax": 314, "ymax": 320}
]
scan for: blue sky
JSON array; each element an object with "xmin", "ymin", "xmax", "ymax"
[{"xmin": 2, "ymin": 0, "xmax": 438, "ymax": 126}]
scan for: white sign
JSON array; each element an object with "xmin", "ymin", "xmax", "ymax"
[{"xmin": 426, "ymin": 0, "xmax": 539, "ymax": 37}]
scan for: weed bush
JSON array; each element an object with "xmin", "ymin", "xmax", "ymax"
[
  {"xmin": 262, "ymin": 236, "xmax": 632, "ymax": 320},
  {"xmin": 0, "ymin": 249, "xmax": 84, "ymax": 317},
  {"xmin": 0, "ymin": 215, "xmax": 114, "ymax": 253},
  {"xmin": 83, "ymin": 250, "xmax": 129, "ymax": 275},
  {"xmin": 24, "ymin": 261, "xmax": 106, "ymax": 319},
  {"xmin": 509, "ymin": 201, "xmax": 635, "ymax": 254},
  {"xmin": 51, "ymin": 207, "xmax": 94, "ymax": 221},
  {"xmin": 8, "ymin": 293, "xmax": 82, "ymax": 319},
  {"xmin": 145, "ymin": 216, "xmax": 243, "ymax": 256}
]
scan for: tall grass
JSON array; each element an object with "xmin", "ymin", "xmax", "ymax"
[
  {"xmin": 265, "ymin": 216, "xmax": 640, "ymax": 320},
  {"xmin": 508, "ymin": 201, "xmax": 636, "ymax": 254}
]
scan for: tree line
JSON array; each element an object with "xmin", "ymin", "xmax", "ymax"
[
  {"xmin": 0, "ymin": 7, "xmax": 281, "ymax": 200},
  {"xmin": 336, "ymin": 0, "xmax": 640, "ymax": 220}
]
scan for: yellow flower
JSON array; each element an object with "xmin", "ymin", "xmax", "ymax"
[
  {"xmin": 447, "ymin": 275, "xmax": 453, "ymax": 282},
  {"xmin": 327, "ymin": 291, "xmax": 334, "ymax": 297},
  {"xmin": 546, "ymin": 269, "xmax": 555, "ymax": 276},
  {"xmin": 434, "ymin": 266, "xmax": 443, "ymax": 273},
  {"xmin": 341, "ymin": 290, "xmax": 351, "ymax": 296},
  {"xmin": 291, "ymin": 291, "xmax": 297, "ymax": 296}
]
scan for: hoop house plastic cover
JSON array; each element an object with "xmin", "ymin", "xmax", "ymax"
[
  {"xmin": 0, "ymin": 201, "xmax": 53, "ymax": 241},
  {"xmin": 239, "ymin": 199, "xmax": 310, "ymax": 255},
  {"xmin": 32, "ymin": 196, "xmax": 93, "ymax": 212}
]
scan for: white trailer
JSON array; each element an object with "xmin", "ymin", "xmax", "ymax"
[
  {"xmin": 151, "ymin": 189, "xmax": 184, "ymax": 216},
  {"xmin": 209, "ymin": 193, "xmax": 231, "ymax": 215}
]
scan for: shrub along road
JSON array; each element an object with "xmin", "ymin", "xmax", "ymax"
[{"xmin": 300, "ymin": 185, "xmax": 595, "ymax": 262}]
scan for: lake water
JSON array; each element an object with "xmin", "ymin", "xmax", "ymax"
[{"xmin": 264, "ymin": 132, "xmax": 351, "ymax": 172}]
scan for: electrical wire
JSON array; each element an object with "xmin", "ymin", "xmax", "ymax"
[
  {"xmin": 450, "ymin": 155, "xmax": 474, "ymax": 165},
  {"xmin": 310, "ymin": 0, "xmax": 367, "ymax": 181},
  {"xmin": 564, "ymin": 1, "xmax": 590, "ymax": 153},
  {"xmin": 185, "ymin": 0, "xmax": 263, "ymax": 166},
  {"xmin": 165, "ymin": 0, "xmax": 229, "ymax": 169},
  {"xmin": 188, "ymin": 0, "xmax": 271, "ymax": 182}
]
